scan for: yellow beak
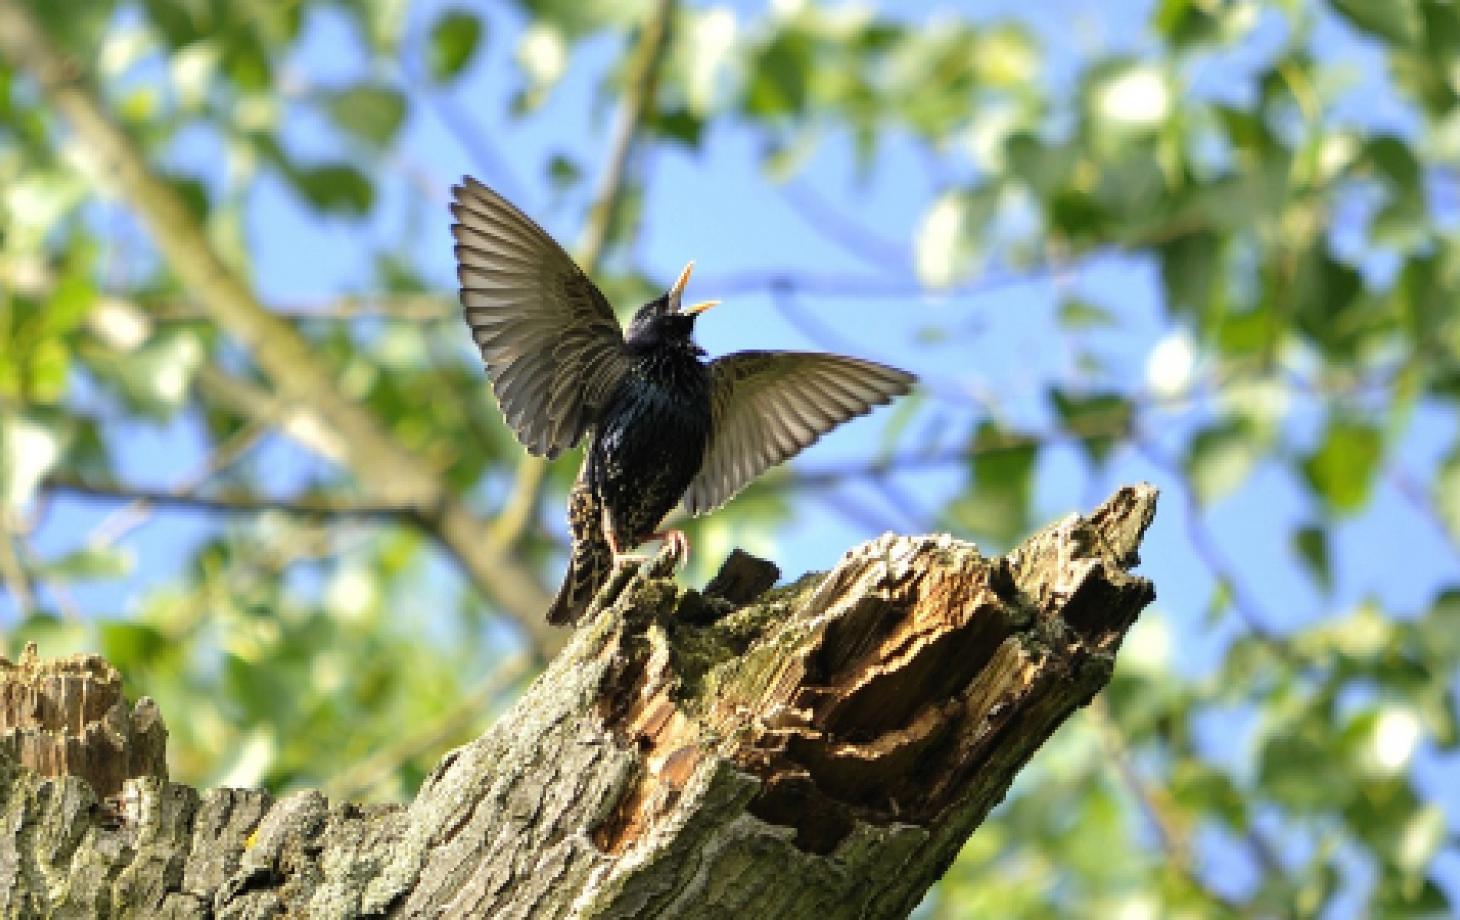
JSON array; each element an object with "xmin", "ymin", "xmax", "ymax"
[
  {"xmin": 671, "ymin": 260, "xmax": 718, "ymax": 315},
  {"xmin": 670, "ymin": 260, "xmax": 695, "ymax": 299}
]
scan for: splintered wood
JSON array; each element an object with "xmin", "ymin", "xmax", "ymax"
[
  {"xmin": 0, "ymin": 643, "xmax": 168, "ymax": 800},
  {"xmin": 592, "ymin": 485, "xmax": 1157, "ymax": 856}
]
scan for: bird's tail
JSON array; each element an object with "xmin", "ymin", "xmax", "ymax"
[{"xmin": 547, "ymin": 474, "xmax": 613, "ymax": 625}]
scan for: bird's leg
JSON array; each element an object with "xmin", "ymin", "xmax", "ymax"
[
  {"xmin": 649, "ymin": 529, "xmax": 690, "ymax": 567},
  {"xmin": 605, "ymin": 528, "xmax": 648, "ymax": 569}
]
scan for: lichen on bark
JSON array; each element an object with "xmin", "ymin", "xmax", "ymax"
[{"xmin": 0, "ymin": 485, "xmax": 1157, "ymax": 918}]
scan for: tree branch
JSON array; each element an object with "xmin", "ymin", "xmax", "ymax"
[
  {"xmin": 43, "ymin": 476, "xmax": 415, "ymax": 522},
  {"xmin": 0, "ymin": 486, "xmax": 1159, "ymax": 917},
  {"xmin": 0, "ymin": 0, "xmax": 560, "ymax": 657}
]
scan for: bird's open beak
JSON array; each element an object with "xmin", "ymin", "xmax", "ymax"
[
  {"xmin": 670, "ymin": 261, "xmax": 695, "ymax": 300},
  {"xmin": 671, "ymin": 260, "xmax": 719, "ymax": 315}
]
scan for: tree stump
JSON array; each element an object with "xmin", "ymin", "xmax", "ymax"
[{"xmin": 0, "ymin": 485, "xmax": 1157, "ymax": 918}]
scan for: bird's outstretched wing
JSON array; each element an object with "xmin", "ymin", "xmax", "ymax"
[
  {"xmin": 451, "ymin": 177, "xmax": 629, "ymax": 457},
  {"xmin": 682, "ymin": 351, "xmax": 915, "ymax": 516}
]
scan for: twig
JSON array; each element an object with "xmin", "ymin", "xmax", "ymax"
[
  {"xmin": 88, "ymin": 420, "xmax": 269, "ymax": 548},
  {"xmin": 574, "ymin": 0, "xmax": 677, "ymax": 270},
  {"xmin": 781, "ymin": 180, "xmax": 910, "ymax": 273},
  {"xmin": 1090, "ymin": 697, "xmax": 1188, "ymax": 860},
  {"xmin": 46, "ymin": 477, "xmax": 415, "ymax": 522}
]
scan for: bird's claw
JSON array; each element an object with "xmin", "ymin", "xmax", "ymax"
[{"xmin": 653, "ymin": 529, "xmax": 690, "ymax": 568}]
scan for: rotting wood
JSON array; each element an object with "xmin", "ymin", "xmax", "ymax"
[
  {"xmin": 0, "ymin": 485, "xmax": 1157, "ymax": 918},
  {"xmin": 0, "ymin": 644, "xmax": 167, "ymax": 800}
]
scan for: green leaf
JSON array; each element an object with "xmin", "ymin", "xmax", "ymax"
[
  {"xmin": 1365, "ymin": 135, "xmax": 1421, "ymax": 191},
  {"xmin": 1153, "ymin": 0, "xmax": 1224, "ymax": 47},
  {"xmin": 547, "ymin": 154, "xmax": 582, "ymax": 190},
  {"xmin": 1434, "ymin": 444, "xmax": 1460, "ymax": 541},
  {"xmin": 1086, "ymin": 60, "xmax": 1171, "ymax": 136},
  {"xmin": 1185, "ymin": 419, "xmax": 1260, "ymax": 504},
  {"xmin": 39, "ymin": 545, "xmax": 134, "ymax": 582},
  {"xmin": 163, "ymin": 172, "xmax": 211, "ymax": 223},
  {"xmin": 1417, "ymin": 588, "xmax": 1460, "ymax": 666},
  {"xmin": 1057, "ymin": 298, "xmax": 1118, "ymax": 330},
  {"xmin": 1330, "ymin": 0, "xmax": 1421, "ymax": 47},
  {"xmin": 1049, "ymin": 389, "xmax": 1130, "ymax": 467},
  {"xmin": 1292, "ymin": 524, "xmax": 1332, "ymax": 591},
  {"xmin": 427, "ymin": 10, "xmax": 484, "ymax": 84},
  {"xmin": 650, "ymin": 107, "xmax": 704, "ymax": 148},
  {"xmin": 0, "ymin": 410, "xmax": 69, "ymax": 508},
  {"xmin": 111, "ymin": 328, "xmax": 206, "ymax": 415},
  {"xmin": 293, "ymin": 163, "xmax": 374, "ymax": 216},
  {"xmin": 1259, "ymin": 715, "xmax": 1354, "ymax": 811},
  {"xmin": 1158, "ymin": 231, "xmax": 1220, "ymax": 319},
  {"xmin": 914, "ymin": 188, "xmax": 995, "ymax": 288},
  {"xmin": 1170, "ymin": 760, "xmax": 1247, "ymax": 828},
  {"xmin": 1004, "ymin": 134, "xmax": 1075, "ymax": 198},
  {"xmin": 744, "ymin": 30, "xmax": 812, "ymax": 117},
  {"xmin": 1301, "ymin": 417, "xmax": 1383, "ymax": 514},
  {"xmin": 325, "ymin": 85, "xmax": 406, "ymax": 148},
  {"xmin": 946, "ymin": 421, "xmax": 1036, "ymax": 547},
  {"xmin": 100, "ymin": 621, "xmax": 172, "ymax": 668}
]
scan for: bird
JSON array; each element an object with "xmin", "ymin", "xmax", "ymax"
[{"xmin": 450, "ymin": 177, "xmax": 916, "ymax": 625}]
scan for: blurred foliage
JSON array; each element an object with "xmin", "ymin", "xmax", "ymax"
[{"xmin": 1, "ymin": 0, "xmax": 1458, "ymax": 915}]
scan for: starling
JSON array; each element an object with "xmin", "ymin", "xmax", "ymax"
[{"xmin": 450, "ymin": 177, "xmax": 915, "ymax": 625}]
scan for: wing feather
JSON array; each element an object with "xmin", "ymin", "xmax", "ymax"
[
  {"xmin": 451, "ymin": 177, "xmax": 628, "ymax": 458},
  {"xmin": 682, "ymin": 351, "xmax": 915, "ymax": 516}
]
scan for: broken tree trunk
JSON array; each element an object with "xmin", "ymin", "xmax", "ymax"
[{"xmin": 0, "ymin": 485, "xmax": 1157, "ymax": 918}]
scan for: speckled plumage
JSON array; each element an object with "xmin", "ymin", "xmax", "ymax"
[
  {"xmin": 451, "ymin": 177, "xmax": 916, "ymax": 626},
  {"xmin": 592, "ymin": 343, "xmax": 712, "ymax": 549}
]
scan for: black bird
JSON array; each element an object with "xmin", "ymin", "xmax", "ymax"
[{"xmin": 450, "ymin": 177, "xmax": 915, "ymax": 625}]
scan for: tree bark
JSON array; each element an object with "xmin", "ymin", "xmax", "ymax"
[{"xmin": 0, "ymin": 485, "xmax": 1157, "ymax": 918}]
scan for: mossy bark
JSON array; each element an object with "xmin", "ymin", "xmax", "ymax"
[{"xmin": 0, "ymin": 485, "xmax": 1157, "ymax": 918}]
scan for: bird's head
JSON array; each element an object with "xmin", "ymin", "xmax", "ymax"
[{"xmin": 625, "ymin": 261, "xmax": 719, "ymax": 351}]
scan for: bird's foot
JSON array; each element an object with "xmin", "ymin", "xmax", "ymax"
[
  {"xmin": 650, "ymin": 529, "xmax": 690, "ymax": 568},
  {"xmin": 605, "ymin": 531, "xmax": 646, "ymax": 571}
]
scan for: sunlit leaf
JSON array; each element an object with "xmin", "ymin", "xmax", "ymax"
[
  {"xmin": 1185, "ymin": 419, "xmax": 1260, "ymax": 505},
  {"xmin": 1301, "ymin": 417, "xmax": 1383, "ymax": 514},
  {"xmin": 914, "ymin": 189, "xmax": 994, "ymax": 288},
  {"xmin": 40, "ymin": 545, "xmax": 135, "ymax": 582},
  {"xmin": 0, "ymin": 411, "xmax": 68, "ymax": 508}
]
